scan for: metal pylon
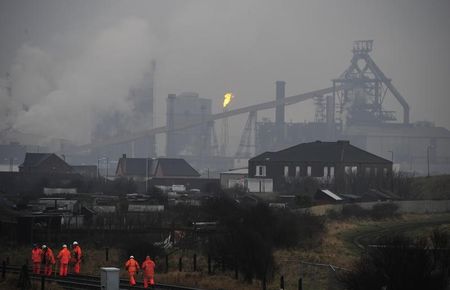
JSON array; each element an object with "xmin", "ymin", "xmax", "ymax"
[{"xmin": 235, "ymin": 111, "xmax": 257, "ymax": 158}]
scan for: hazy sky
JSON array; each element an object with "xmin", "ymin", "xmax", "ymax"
[{"xmin": 0, "ymin": 0, "xmax": 449, "ymax": 146}]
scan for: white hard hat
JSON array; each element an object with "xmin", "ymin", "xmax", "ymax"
[
  {"xmin": 130, "ymin": 255, "xmax": 134, "ymax": 259},
  {"xmin": 73, "ymin": 241, "xmax": 78, "ymax": 245},
  {"xmin": 42, "ymin": 245, "xmax": 47, "ymax": 249},
  {"xmin": 62, "ymin": 244, "xmax": 67, "ymax": 248}
]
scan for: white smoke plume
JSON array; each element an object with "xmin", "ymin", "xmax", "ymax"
[{"xmin": 5, "ymin": 17, "xmax": 154, "ymax": 145}]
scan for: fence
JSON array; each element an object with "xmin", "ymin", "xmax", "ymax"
[
  {"xmin": 277, "ymin": 259, "xmax": 348, "ymax": 290},
  {"xmin": 300, "ymin": 199, "xmax": 450, "ymax": 216}
]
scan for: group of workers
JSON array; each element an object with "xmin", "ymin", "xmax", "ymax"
[
  {"xmin": 31, "ymin": 241, "xmax": 82, "ymax": 277},
  {"xmin": 32, "ymin": 242, "xmax": 156, "ymax": 288},
  {"xmin": 125, "ymin": 255, "xmax": 156, "ymax": 288}
]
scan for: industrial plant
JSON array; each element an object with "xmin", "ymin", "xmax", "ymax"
[{"xmin": 1, "ymin": 41, "xmax": 450, "ymax": 176}]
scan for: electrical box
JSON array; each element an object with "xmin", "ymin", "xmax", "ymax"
[{"xmin": 101, "ymin": 267, "xmax": 120, "ymax": 290}]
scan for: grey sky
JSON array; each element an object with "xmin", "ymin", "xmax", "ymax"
[{"xmin": 1, "ymin": 0, "xmax": 449, "ymax": 145}]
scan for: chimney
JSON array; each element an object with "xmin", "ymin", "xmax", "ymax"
[
  {"xmin": 275, "ymin": 81, "xmax": 286, "ymax": 147},
  {"xmin": 166, "ymin": 94, "xmax": 176, "ymax": 157}
]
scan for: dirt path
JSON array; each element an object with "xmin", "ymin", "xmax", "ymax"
[{"xmin": 343, "ymin": 214, "xmax": 450, "ymax": 253}]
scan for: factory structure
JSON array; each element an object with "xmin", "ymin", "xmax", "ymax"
[{"xmin": 1, "ymin": 41, "xmax": 450, "ymax": 176}]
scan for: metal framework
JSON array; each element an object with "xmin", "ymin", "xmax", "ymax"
[
  {"xmin": 333, "ymin": 40, "xmax": 409, "ymax": 127},
  {"xmin": 235, "ymin": 111, "xmax": 257, "ymax": 158}
]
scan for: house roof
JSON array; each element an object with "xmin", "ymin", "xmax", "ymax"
[
  {"xmin": 156, "ymin": 158, "xmax": 200, "ymax": 177},
  {"xmin": 119, "ymin": 158, "xmax": 155, "ymax": 176},
  {"xmin": 220, "ymin": 168, "xmax": 248, "ymax": 175},
  {"xmin": 117, "ymin": 157, "xmax": 200, "ymax": 177},
  {"xmin": 318, "ymin": 189, "xmax": 343, "ymax": 201},
  {"xmin": 250, "ymin": 140, "xmax": 391, "ymax": 164},
  {"xmin": 21, "ymin": 153, "xmax": 53, "ymax": 167}
]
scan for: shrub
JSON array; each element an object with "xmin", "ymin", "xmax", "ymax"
[
  {"xmin": 339, "ymin": 230, "xmax": 450, "ymax": 290},
  {"xmin": 370, "ymin": 203, "xmax": 399, "ymax": 220},
  {"xmin": 341, "ymin": 204, "xmax": 370, "ymax": 219}
]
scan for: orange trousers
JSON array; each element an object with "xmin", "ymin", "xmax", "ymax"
[
  {"xmin": 59, "ymin": 263, "xmax": 68, "ymax": 276},
  {"xmin": 143, "ymin": 275, "xmax": 155, "ymax": 288},
  {"xmin": 73, "ymin": 261, "xmax": 81, "ymax": 274},
  {"xmin": 44, "ymin": 264, "xmax": 53, "ymax": 276},
  {"xmin": 32, "ymin": 262, "xmax": 41, "ymax": 274},
  {"xmin": 128, "ymin": 271, "xmax": 137, "ymax": 286}
]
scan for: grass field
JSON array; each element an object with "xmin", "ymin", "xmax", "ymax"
[{"xmin": 1, "ymin": 213, "xmax": 449, "ymax": 290}]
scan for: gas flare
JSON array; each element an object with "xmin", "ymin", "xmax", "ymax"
[{"xmin": 223, "ymin": 92, "xmax": 234, "ymax": 108}]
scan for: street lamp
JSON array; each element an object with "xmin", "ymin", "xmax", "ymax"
[
  {"xmin": 427, "ymin": 146, "xmax": 432, "ymax": 177},
  {"xmin": 388, "ymin": 150, "xmax": 394, "ymax": 191}
]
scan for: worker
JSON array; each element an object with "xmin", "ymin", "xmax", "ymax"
[
  {"xmin": 141, "ymin": 256, "xmax": 156, "ymax": 288},
  {"xmin": 42, "ymin": 245, "xmax": 55, "ymax": 276},
  {"xmin": 71, "ymin": 241, "xmax": 82, "ymax": 274},
  {"xmin": 57, "ymin": 244, "xmax": 71, "ymax": 276},
  {"xmin": 125, "ymin": 255, "xmax": 140, "ymax": 286},
  {"xmin": 31, "ymin": 244, "xmax": 43, "ymax": 274}
]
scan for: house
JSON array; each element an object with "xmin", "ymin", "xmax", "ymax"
[
  {"xmin": 72, "ymin": 165, "xmax": 97, "ymax": 178},
  {"xmin": 115, "ymin": 155, "xmax": 209, "ymax": 192},
  {"xmin": 248, "ymin": 140, "xmax": 392, "ymax": 193},
  {"xmin": 19, "ymin": 153, "xmax": 73, "ymax": 174},
  {"xmin": 219, "ymin": 168, "xmax": 248, "ymax": 189},
  {"xmin": 116, "ymin": 155, "xmax": 201, "ymax": 180}
]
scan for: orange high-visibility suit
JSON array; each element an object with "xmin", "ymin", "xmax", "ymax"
[
  {"xmin": 141, "ymin": 256, "xmax": 156, "ymax": 288},
  {"xmin": 72, "ymin": 244, "xmax": 82, "ymax": 274},
  {"xmin": 42, "ymin": 247, "xmax": 55, "ymax": 276},
  {"xmin": 57, "ymin": 246, "xmax": 71, "ymax": 276},
  {"xmin": 31, "ymin": 246, "xmax": 43, "ymax": 274},
  {"xmin": 125, "ymin": 257, "xmax": 140, "ymax": 286}
]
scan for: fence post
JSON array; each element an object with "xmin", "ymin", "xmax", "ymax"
[
  {"xmin": 234, "ymin": 258, "xmax": 238, "ymax": 280},
  {"xmin": 298, "ymin": 278, "xmax": 303, "ymax": 290},
  {"xmin": 221, "ymin": 256, "xmax": 225, "ymax": 272},
  {"xmin": 178, "ymin": 257, "xmax": 182, "ymax": 272},
  {"xmin": 105, "ymin": 247, "xmax": 109, "ymax": 261},
  {"xmin": 41, "ymin": 275, "xmax": 45, "ymax": 290},
  {"xmin": 2, "ymin": 260, "xmax": 5, "ymax": 279},
  {"xmin": 262, "ymin": 274, "xmax": 267, "ymax": 290},
  {"xmin": 207, "ymin": 255, "xmax": 211, "ymax": 275},
  {"xmin": 193, "ymin": 254, "xmax": 197, "ymax": 272},
  {"xmin": 165, "ymin": 255, "xmax": 169, "ymax": 273},
  {"xmin": 280, "ymin": 275, "xmax": 285, "ymax": 290}
]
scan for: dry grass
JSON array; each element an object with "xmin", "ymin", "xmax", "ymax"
[{"xmin": 2, "ymin": 213, "xmax": 448, "ymax": 290}]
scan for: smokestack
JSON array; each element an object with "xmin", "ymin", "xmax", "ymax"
[
  {"xmin": 275, "ymin": 81, "xmax": 285, "ymax": 147},
  {"xmin": 166, "ymin": 94, "xmax": 176, "ymax": 157},
  {"xmin": 326, "ymin": 95, "xmax": 336, "ymax": 140}
]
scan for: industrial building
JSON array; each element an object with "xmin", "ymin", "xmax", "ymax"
[{"xmin": 2, "ymin": 41, "xmax": 450, "ymax": 175}]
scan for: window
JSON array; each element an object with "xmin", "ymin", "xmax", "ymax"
[
  {"xmin": 374, "ymin": 167, "xmax": 378, "ymax": 176},
  {"xmin": 295, "ymin": 166, "xmax": 300, "ymax": 177},
  {"xmin": 330, "ymin": 167, "xmax": 335, "ymax": 177},
  {"xmin": 345, "ymin": 166, "xmax": 351, "ymax": 174},
  {"xmin": 307, "ymin": 166, "xmax": 312, "ymax": 176},
  {"xmin": 323, "ymin": 167, "xmax": 328, "ymax": 177},
  {"xmin": 255, "ymin": 165, "xmax": 266, "ymax": 177},
  {"xmin": 383, "ymin": 168, "xmax": 388, "ymax": 176},
  {"xmin": 284, "ymin": 166, "xmax": 289, "ymax": 177},
  {"xmin": 365, "ymin": 167, "xmax": 371, "ymax": 175}
]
